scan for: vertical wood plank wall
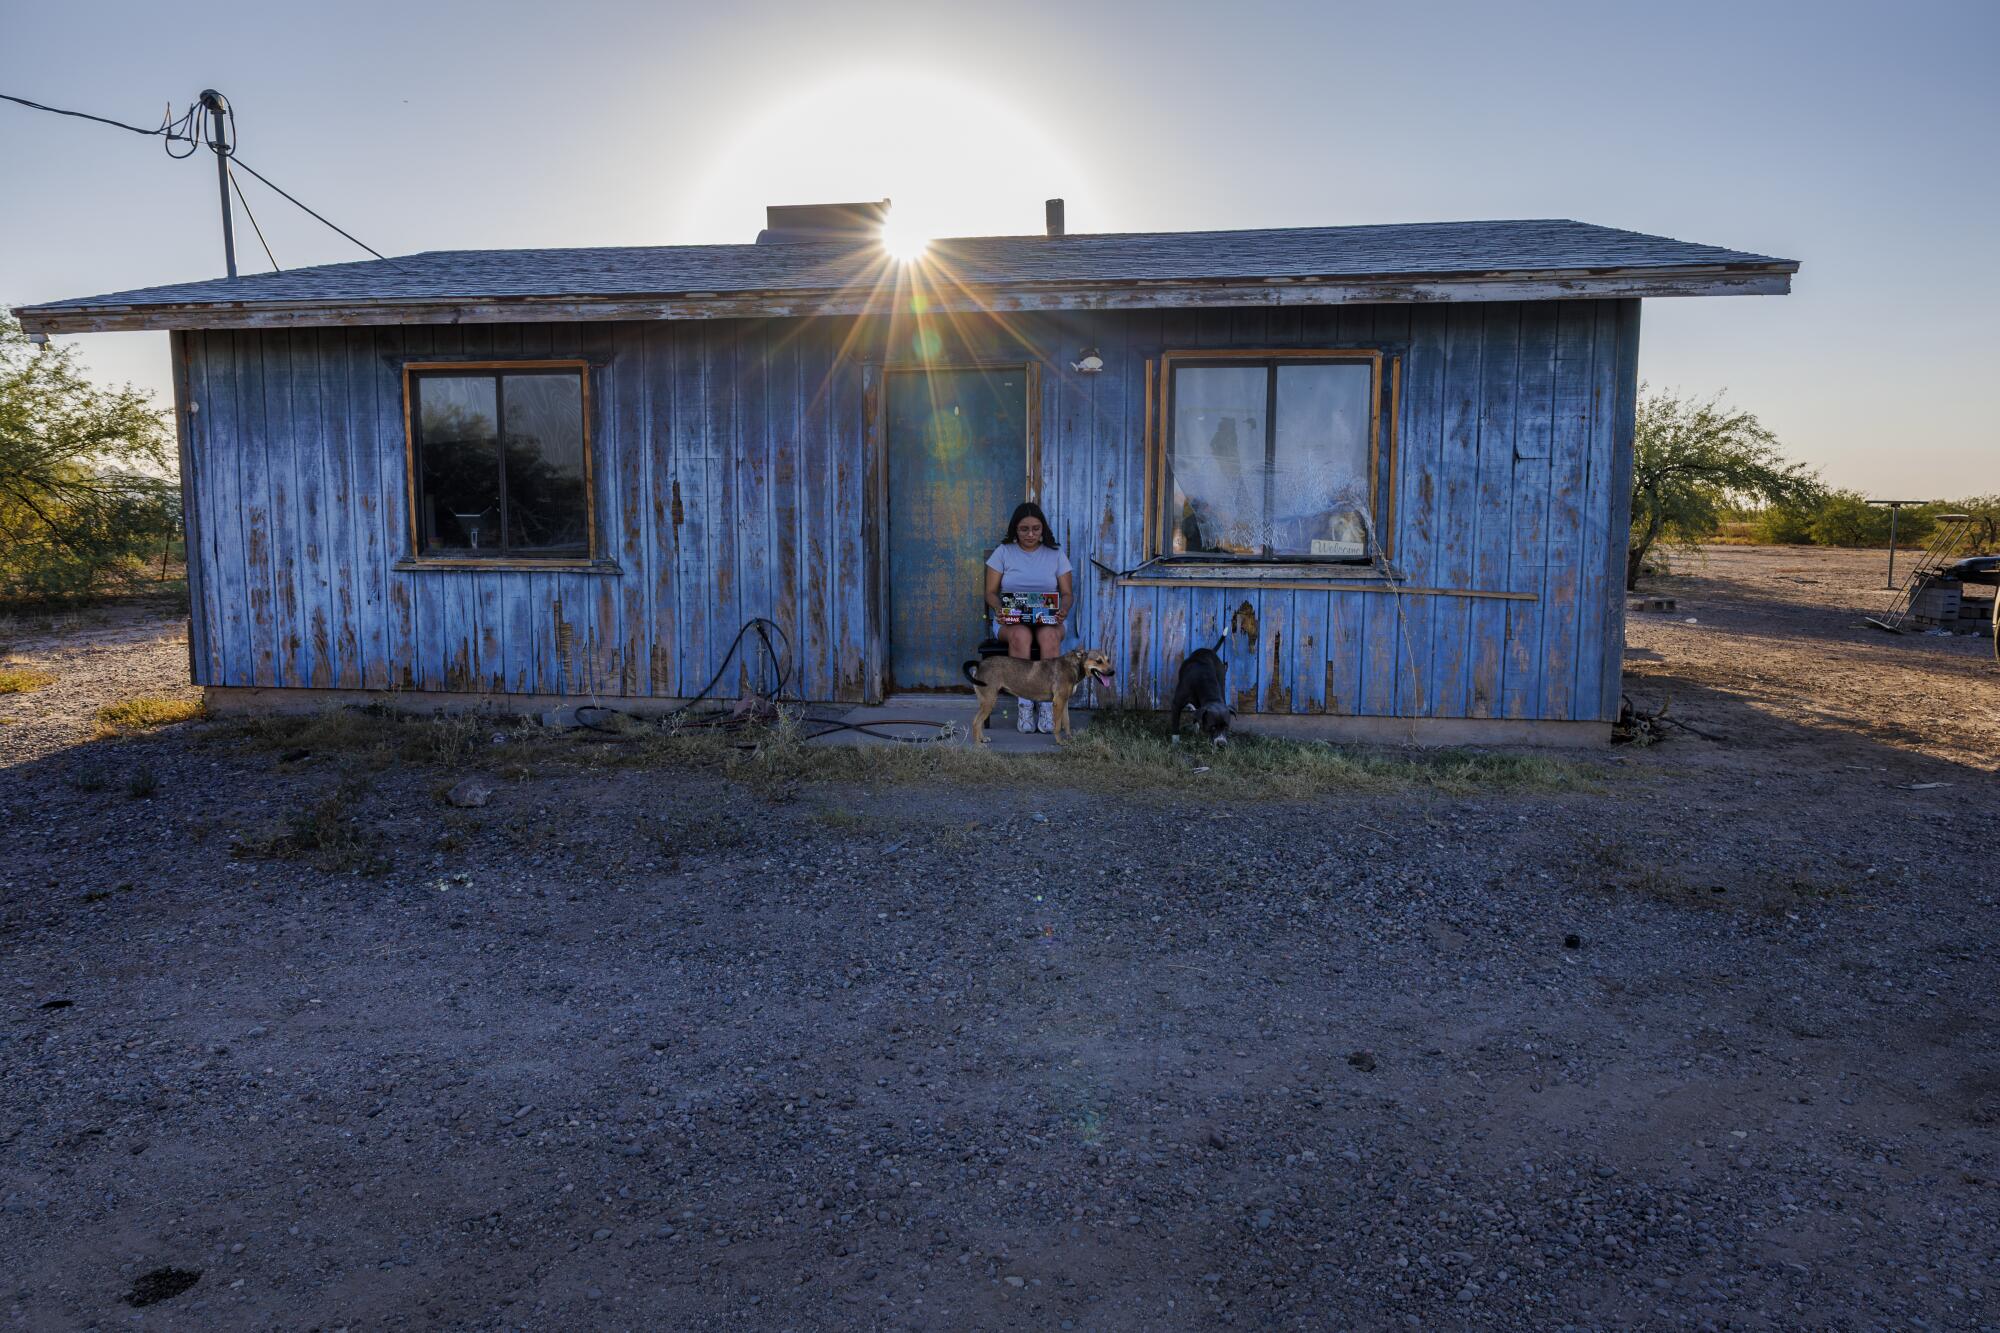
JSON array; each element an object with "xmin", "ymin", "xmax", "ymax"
[{"xmin": 179, "ymin": 299, "xmax": 1638, "ymax": 723}]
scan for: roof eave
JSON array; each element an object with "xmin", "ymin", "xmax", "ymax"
[{"xmin": 12, "ymin": 262, "xmax": 1796, "ymax": 335}]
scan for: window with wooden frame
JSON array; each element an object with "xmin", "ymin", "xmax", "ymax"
[
  {"xmin": 1152, "ymin": 350, "xmax": 1392, "ymax": 563},
  {"xmin": 403, "ymin": 361, "xmax": 595, "ymax": 563}
]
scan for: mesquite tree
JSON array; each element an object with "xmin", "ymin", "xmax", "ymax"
[
  {"xmin": 0, "ymin": 312, "xmax": 179, "ymax": 601},
  {"xmin": 1627, "ymin": 388, "xmax": 1819, "ymax": 590}
]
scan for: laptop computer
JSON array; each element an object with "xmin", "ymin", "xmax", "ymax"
[{"xmin": 996, "ymin": 592, "xmax": 1061, "ymax": 626}]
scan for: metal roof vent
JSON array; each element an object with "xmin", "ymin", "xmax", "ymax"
[{"xmin": 756, "ymin": 200, "xmax": 891, "ymax": 246}]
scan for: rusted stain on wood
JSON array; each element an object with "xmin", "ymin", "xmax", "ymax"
[
  {"xmin": 1263, "ymin": 627, "xmax": 1290, "ymax": 713},
  {"xmin": 552, "ymin": 596, "xmax": 575, "ymax": 688},
  {"xmin": 310, "ymin": 610, "xmax": 332, "ymax": 688}
]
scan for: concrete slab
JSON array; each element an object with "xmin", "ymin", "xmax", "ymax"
[{"xmin": 799, "ymin": 695, "xmax": 1094, "ymax": 751}]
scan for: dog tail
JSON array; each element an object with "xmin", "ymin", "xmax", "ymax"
[
  {"xmin": 1212, "ymin": 633, "xmax": 1228, "ymax": 653},
  {"xmin": 961, "ymin": 660, "xmax": 983, "ymax": 687}
]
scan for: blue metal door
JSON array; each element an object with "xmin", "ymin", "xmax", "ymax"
[{"xmin": 886, "ymin": 368, "xmax": 1031, "ymax": 691}]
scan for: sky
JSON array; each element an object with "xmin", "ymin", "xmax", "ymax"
[{"xmin": 2, "ymin": 0, "xmax": 1993, "ymax": 497}]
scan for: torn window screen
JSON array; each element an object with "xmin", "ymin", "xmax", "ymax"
[{"xmin": 1168, "ymin": 360, "xmax": 1375, "ymax": 560}]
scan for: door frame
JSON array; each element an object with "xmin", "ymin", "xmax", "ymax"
[{"xmin": 865, "ymin": 359, "xmax": 1043, "ymax": 699}]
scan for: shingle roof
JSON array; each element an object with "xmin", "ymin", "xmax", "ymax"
[{"xmin": 14, "ymin": 218, "xmax": 1796, "ymax": 333}]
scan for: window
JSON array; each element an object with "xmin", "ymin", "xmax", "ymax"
[
  {"xmin": 405, "ymin": 362, "xmax": 593, "ymax": 561},
  {"xmin": 1160, "ymin": 353, "xmax": 1386, "ymax": 561}
]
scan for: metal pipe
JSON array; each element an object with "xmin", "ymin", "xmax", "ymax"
[
  {"xmin": 1887, "ymin": 505, "xmax": 1899, "ymax": 588},
  {"xmin": 200, "ymin": 90, "xmax": 236, "ymax": 279}
]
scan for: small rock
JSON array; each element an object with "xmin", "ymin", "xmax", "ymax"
[
  {"xmin": 445, "ymin": 778, "xmax": 494, "ymax": 809},
  {"xmin": 1348, "ymin": 1051, "xmax": 1377, "ymax": 1073},
  {"xmin": 1004, "ymin": 1275, "xmax": 1026, "ymax": 1288},
  {"xmin": 1563, "ymin": 933, "xmax": 1581, "ymax": 949}
]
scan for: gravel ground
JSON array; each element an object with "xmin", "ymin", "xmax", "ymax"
[
  {"xmin": 0, "ymin": 595, "xmax": 196, "ymax": 767},
  {"xmin": 2, "ymin": 550, "xmax": 1997, "ymax": 1331}
]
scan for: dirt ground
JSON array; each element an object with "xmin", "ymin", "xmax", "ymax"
[{"xmin": 2, "ymin": 547, "xmax": 1996, "ymax": 1331}]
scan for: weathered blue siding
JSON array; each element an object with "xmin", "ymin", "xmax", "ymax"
[{"xmin": 177, "ymin": 298, "xmax": 1639, "ymax": 723}]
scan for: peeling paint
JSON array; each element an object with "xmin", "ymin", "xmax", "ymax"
[{"xmin": 1232, "ymin": 600, "xmax": 1259, "ymax": 643}]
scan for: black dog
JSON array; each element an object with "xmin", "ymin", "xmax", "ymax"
[{"xmin": 1169, "ymin": 634, "xmax": 1233, "ymax": 743}]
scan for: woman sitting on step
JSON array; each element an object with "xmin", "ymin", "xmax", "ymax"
[{"xmin": 983, "ymin": 501, "xmax": 1074, "ymax": 734}]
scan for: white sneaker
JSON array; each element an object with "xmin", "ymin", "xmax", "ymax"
[
  {"xmin": 1036, "ymin": 701, "xmax": 1056, "ymax": 733},
  {"xmin": 1016, "ymin": 699, "xmax": 1036, "ymax": 733}
]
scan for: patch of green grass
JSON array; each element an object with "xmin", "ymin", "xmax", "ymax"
[
  {"xmin": 628, "ymin": 707, "xmax": 1591, "ymax": 800},
  {"xmin": 0, "ymin": 665, "xmax": 57, "ymax": 694},
  {"xmin": 93, "ymin": 694, "xmax": 204, "ymax": 737},
  {"xmin": 220, "ymin": 701, "xmax": 1590, "ymax": 801}
]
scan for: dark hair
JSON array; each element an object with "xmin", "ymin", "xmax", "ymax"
[{"xmin": 1002, "ymin": 501, "xmax": 1058, "ymax": 549}]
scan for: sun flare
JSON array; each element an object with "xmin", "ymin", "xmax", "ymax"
[
  {"xmin": 879, "ymin": 216, "xmax": 930, "ymax": 263},
  {"xmin": 674, "ymin": 69, "xmax": 1094, "ymax": 246}
]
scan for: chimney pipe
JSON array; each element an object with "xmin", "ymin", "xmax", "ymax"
[{"xmin": 1045, "ymin": 198, "xmax": 1065, "ymax": 238}]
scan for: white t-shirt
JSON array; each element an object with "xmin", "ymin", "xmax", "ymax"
[{"xmin": 986, "ymin": 541, "xmax": 1073, "ymax": 593}]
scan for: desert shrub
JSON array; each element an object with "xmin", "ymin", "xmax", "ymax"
[
  {"xmin": 1749, "ymin": 503, "xmax": 1816, "ymax": 545},
  {"xmin": 1628, "ymin": 388, "xmax": 1820, "ymax": 588},
  {"xmin": 0, "ymin": 313, "xmax": 181, "ymax": 604},
  {"xmin": 1805, "ymin": 490, "xmax": 1898, "ymax": 547}
]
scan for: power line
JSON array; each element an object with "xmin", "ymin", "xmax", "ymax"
[
  {"xmin": 0, "ymin": 90, "xmax": 200, "ymax": 156},
  {"xmin": 2, "ymin": 87, "xmax": 394, "ymax": 266},
  {"xmin": 226, "ymin": 165, "xmax": 280, "ymax": 272}
]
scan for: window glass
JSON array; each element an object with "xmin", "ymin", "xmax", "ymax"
[
  {"xmin": 502, "ymin": 374, "xmax": 588, "ymax": 553},
  {"xmin": 1271, "ymin": 363, "xmax": 1373, "ymax": 558},
  {"xmin": 412, "ymin": 368, "xmax": 590, "ymax": 559},
  {"xmin": 1166, "ymin": 359, "xmax": 1377, "ymax": 560},
  {"xmin": 417, "ymin": 377, "xmax": 501, "ymax": 552},
  {"xmin": 1169, "ymin": 366, "xmax": 1267, "ymax": 555}
]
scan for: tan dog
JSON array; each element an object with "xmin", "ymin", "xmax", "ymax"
[{"xmin": 961, "ymin": 648, "xmax": 1115, "ymax": 744}]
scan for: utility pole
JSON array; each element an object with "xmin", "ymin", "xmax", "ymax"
[
  {"xmin": 200, "ymin": 89, "xmax": 236, "ymax": 279},
  {"xmin": 1867, "ymin": 499, "xmax": 1929, "ymax": 589}
]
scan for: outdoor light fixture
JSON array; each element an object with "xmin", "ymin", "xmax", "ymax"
[{"xmin": 1071, "ymin": 347, "xmax": 1104, "ymax": 374}]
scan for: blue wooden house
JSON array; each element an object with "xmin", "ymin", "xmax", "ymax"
[{"xmin": 14, "ymin": 205, "xmax": 1796, "ymax": 743}]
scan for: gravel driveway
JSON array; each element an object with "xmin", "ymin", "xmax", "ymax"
[{"xmin": 2, "ymin": 552, "xmax": 1996, "ymax": 1330}]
